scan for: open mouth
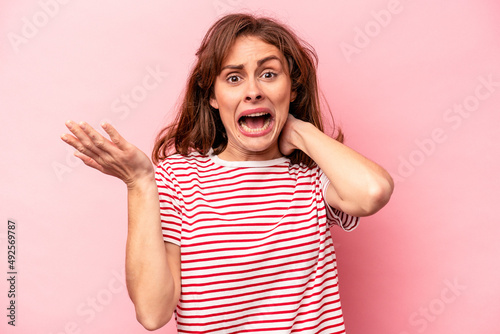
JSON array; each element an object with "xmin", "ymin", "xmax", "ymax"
[{"xmin": 238, "ymin": 112, "xmax": 273, "ymax": 133}]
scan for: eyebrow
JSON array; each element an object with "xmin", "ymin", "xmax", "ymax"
[{"xmin": 220, "ymin": 55, "xmax": 283, "ymax": 72}]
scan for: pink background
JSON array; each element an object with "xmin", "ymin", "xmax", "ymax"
[{"xmin": 1, "ymin": 0, "xmax": 500, "ymax": 333}]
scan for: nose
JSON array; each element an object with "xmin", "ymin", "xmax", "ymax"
[{"xmin": 244, "ymin": 79, "xmax": 263, "ymax": 102}]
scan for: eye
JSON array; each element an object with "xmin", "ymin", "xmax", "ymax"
[
  {"xmin": 261, "ymin": 71, "xmax": 277, "ymax": 79},
  {"xmin": 226, "ymin": 75, "xmax": 241, "ymax": 83}
]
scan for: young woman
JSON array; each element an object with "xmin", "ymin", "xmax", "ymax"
[{"xmin": 61, "ymin": 13, "xmax": 393, "ymax": 333}]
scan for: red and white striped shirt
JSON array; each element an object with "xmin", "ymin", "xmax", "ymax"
[{"xmin": 156, "ymin": 151, "xmax": 359, "ymax": 334}]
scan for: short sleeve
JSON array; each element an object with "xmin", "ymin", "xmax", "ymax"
[
  {"xmin": 319, "ymin": 170, "xmax": 360, "ymax": 231},
  {"xmin": 155, "ymin": 162, "xmax": 183, "ymax": 246}
]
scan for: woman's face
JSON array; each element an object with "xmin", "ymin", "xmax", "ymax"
[{"xmin": 210, "ymin": 35, "xmax": 296, "ymax": 161}]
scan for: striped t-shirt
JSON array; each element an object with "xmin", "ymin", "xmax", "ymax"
[{"xmin": 155, "ymin": 151, "xmax": 359, "ymax": 334}]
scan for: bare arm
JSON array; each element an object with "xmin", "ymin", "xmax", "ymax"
[
  {"xmin": 279, "ymin": 115, "xmax": 394, "ymax": 217},
  {"xmin": 61, "ymin": 121, "xmax": 180, "ymax": 330},
  {"xmin": 126, "ymin": 177, "xmax": 181, "ymax": 330}
]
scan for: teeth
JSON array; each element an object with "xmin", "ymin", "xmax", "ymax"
[
  {"xmin": 245, "ymin": 112, "xmax": 268, "ymax": 117},
  {"xmin": 240, "ymin": 117, "xmax": 272, "ymax": 133}
]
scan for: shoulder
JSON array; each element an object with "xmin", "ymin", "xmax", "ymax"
[
  {"xmin": 156, "ymin": 151, "xmax": 221, "ymax": 182},
  {"xmin": 157, "ymin": 151, "xmax": 211, "ymax": 169},
  {"xmin": 288, "ymin": 160, "xmax": 320, "ymax": 176}
]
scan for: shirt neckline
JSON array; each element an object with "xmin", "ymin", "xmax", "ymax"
[{"xmin": 208, "ymin": 149, "xmax": 289, "ymax": 168}]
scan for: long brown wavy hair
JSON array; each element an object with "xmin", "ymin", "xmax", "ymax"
[{"xmin": 152, "ymin": 13, "xmax": 342, "ymax": 166}]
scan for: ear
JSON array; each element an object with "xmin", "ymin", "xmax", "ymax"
[
  {"xmin": 210, "ymin": 96, "xmax": 219, "ymax": 109},
  {"xmin": 290, "ymin": 90, "xmax": 297, "ymax": 103}
]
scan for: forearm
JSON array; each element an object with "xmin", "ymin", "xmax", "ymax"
[
  {"xmin": 292, "ymin": 121, "xmax": 394, "ymax": 216},
  {"xmin": 61, "ymin": 121, "xmax": 178, "ymax": 328},
  {"xmin": 125, "ymin": 176, "xmax": 179, "ymax": 330}
]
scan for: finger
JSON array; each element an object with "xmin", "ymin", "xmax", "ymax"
[
  {"xmin": 61, "ymin": 133, "xmax": 102, "ymax": 165},
  {"xmin": 65, "ymin": 120, "xmax": 85, "ymax": 136},
  {"xmin": 73, "ymin": 151, "xmax": 106, "ymax": 174},
  {"xmin": 78, "ymin": 121, "xmax": 111, "ymax": 151},
  {"xmin": 63, "ymin": 121, "xmax": 104, "ymax": 161},
  {"xmin": 60, "ymin": 132, "xmax": 84, "ymax": 152},
  {"xmin": 101, "ymin": 122, "xmax": 128, "ymax": 150},
  {"xmin": 60, "ymin": 132, "xmax": 76, "ymax": 146}
]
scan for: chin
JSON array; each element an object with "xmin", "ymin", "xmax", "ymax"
[{"xmin": 243, "ymin": 140, "xmax": 281, "ymax": 157}]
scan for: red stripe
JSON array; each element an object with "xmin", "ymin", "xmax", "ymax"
[
  {"xmin": 180, "ymin": 223, "xmax": 330, "ymax": 259},
  {"xmin": 184, "ymin": 252, "xmax": 319, "ymax": 281},
  {"xmin": 181, "ymin": 193, "xmax": 312, "ymax": 209},
  {"xmin": 182, "ymin": 253, "xmax": 336, "ymax": 289},
  {"xmin": 178, "ymin": 288, "xmax": 340, "ymax": 317},
  {"xmin": 180, "ymin": 203, "xmax": 314, "ymax": 221},
  {"xmin": 181, "ymin": 238, "xmax": 321, "ymax": 264},
  {"xmin": 182, "ymin": 258, "xmax": 337, "ymax": 300},
  {"xmin": 180, "ymin": 229, "xmax": 319, "ymax": 254},
  {"xmin": 182, "ymin": 243, "xmax": 319, "ymax": 273},
  {"xmin": 177, "ymin": 294, "xmax": 343, "ymax": 333},
  {"xmin": 180, "ymin": 218, "xmax": 318, "ymax": 242},
  {"xmin": 180, "ymin": 210, "xmax": 323, "ymax": 227},
  {"xmin": 182, "ymin": 191, "xmax": 309, "ymax": 205},
  {"xmin": 181, "ymin": 265, "xmax": 338, "ymax": 304}
]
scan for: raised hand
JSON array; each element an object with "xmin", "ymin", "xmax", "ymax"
[{"xmin": 60, "ymin": 121, "xmax": 155, "ymax": 188}]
